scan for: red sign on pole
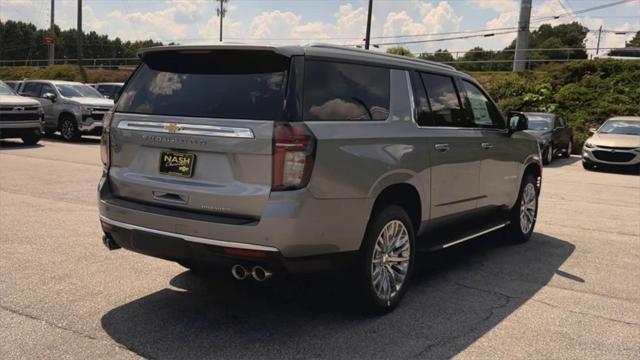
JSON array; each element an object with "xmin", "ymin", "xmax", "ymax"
[{"xmin": 43, "ymin": 35, "xmax": 55, "ymax": 45}]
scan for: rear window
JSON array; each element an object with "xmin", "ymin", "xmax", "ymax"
[
  {"xmin": 303, "ymin": 61, "xmax": 390, "ymax": 121},
  {"xmin": 116, "ymin": 50, "xmax": 289, "ymax": 120}
]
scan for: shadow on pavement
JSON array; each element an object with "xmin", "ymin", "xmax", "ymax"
[
  {"xmin": 101, "ymin": 232, "xmax": 575, "ymax": 359},
  {"xmin": 41, "ymin": 133, "xmax": 101, "ymax": 144},
  {"xmin": 545, "ymin": 156, "xmax": 580, "ymax": 168},
  {"xmin": 0, "ymin": 139, "xmax": 44, "ymax": 149}
]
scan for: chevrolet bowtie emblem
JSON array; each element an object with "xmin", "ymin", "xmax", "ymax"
[
  {"xmin": 13, "ymin": 106, "xmax": 25, "ymax": 111},
  {"xmin": 164, "ymin": 123, "xmax": 180, "ymax": 133}
]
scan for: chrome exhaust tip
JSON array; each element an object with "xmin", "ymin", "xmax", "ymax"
[
  {"xmin": 231, "ymin": 264, "xmax": 248, "ymax": 280},
  {"xmin": 251, "ymin": 266, "xmax": 272, "ymax": 282}
]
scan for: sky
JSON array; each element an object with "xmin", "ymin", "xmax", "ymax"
[{"xmin": 1, "ymin": 0, "xmax": 639, "ymax": 56}]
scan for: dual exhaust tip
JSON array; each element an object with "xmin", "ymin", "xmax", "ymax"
[{"xmin": 231, "ymin": 264, "xmax": 272, "ymax": 282}]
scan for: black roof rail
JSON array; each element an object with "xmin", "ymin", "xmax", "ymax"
[{"xmin": 307, "ymin": 43, "xmax": 457, "ymax": 71}]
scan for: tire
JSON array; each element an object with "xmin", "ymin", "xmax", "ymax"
[
  {"xmin": 356, "ymin": 205, "xmax": 415, "ymax": 313},
  {"xmin": 542, "ymin": 145, "xmax": 553, "ymax": 165},
  {"xmin": 59, "ymin": 115, "xmax": 81, "ymax": 142},
  {"xmin": 562, "ymin": 139, "xmax": 572, "ymax": 158},
  {"xmin": 20, "ymin": 129, "xmax": 41, "ymax": 145},
  {"xmin": 505, "ymin": 174, "xmax": 539, "ymax": 243}
]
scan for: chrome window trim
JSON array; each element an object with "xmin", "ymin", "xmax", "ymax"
[
  {"xmin": 117, "ymin": 120, "xmax": 255, "ymax": 139},
  {"xmin": 404, "ymin": 70, "xmax": 508, "ymax": 133},
  {"xmin": 100, "ymin": 216, "xmax": 279, "ymax": 252}
]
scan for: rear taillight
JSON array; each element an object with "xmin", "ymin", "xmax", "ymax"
[
  {"xmin": 100, "ymin": 111, "xmax": 113, "ymax": 168},
  {"xmin": 272, "ymin": 122, "xmax": 316, "ymax": 191}
]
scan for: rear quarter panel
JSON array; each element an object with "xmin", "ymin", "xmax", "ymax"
[{"xmin": 304, "ymin": 69, "xmax": 430, "ymax": 219}]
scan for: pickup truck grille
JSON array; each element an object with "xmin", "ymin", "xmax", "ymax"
[
  {"xmin": 0, "ymin": 112, "xmax": 40, "ymax": 121},
  {"xmin": 0, "ymin": 106, "xmax": 39, "ymax": 112},
  {"xmin": 592, "ymin": 150, "xmax": 635, "ymax": 163}
]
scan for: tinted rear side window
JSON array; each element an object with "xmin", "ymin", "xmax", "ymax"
[
  {"xmin": 420, "ymin": 73, "xmax": 466, "ymax": 127},
  {"xmin": 303, "ymin": 61, "xmax": 390, "ymax": 121},
  {"xmin": 116, "ymin": 51, "xmax": 289, "ymax": 120}
]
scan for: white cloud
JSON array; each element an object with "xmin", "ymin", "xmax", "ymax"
[
  {"xmin": 0, "ymin": 0, "xmax": 635, "ymax": 55},
  {"xmin": 249, "ymin": 11, "xmax": 301, "ymax": 39}
]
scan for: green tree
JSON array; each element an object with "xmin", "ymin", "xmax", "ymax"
[
  {"xmin": 628, "ymin": 31, "xmax": 640, "ymax": 47},
  {"xmin": 386, "ymin": 46, "xmax": 414, "ymax": 57},
  {"xmin": 418, "ymin": 49, "xmax": 454, "ymax": 62},
  {"xmin": 504, "ymin": 22, "xmax": 589, "ymax": 65},
  {"xmin": 0, "ymin": 20, "xmax": 162, "ymax": 62}
]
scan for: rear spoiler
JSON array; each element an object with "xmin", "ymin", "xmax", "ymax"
[{"xmin": 137, "ymin": 44, "xmax": 304, "ymax": 59}]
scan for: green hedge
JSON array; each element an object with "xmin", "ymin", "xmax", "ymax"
[
  {"xmin": 472, "ymin": 60, "xmax": 640, "ymax": 148},
  {"xmin": 0, "ymin": 65, "xmax": 131, "ymax": 83}
]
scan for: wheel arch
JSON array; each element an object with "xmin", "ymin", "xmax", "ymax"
[
  {"xmin": 369, "ymin": 183, "xmax": 422, "ymax": 233},
  {"xmin": 57, "ymin": 111, "xmax": 77, "ymax": 129},
  {"xmin": 523, "ymin": 162, "xmax": 542, "ymax": 189}
]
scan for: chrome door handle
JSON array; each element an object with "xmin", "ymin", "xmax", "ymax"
[
  {"xmin": 434, "ymin": 143, "xmax": 450, "ymax": 152},
  {"xmin": 481, "ymin": 142, "xmax": 494, "ymax": 150}
]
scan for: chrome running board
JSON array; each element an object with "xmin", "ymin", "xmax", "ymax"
[{"xmin": 440, "ymin": 221, "xmax": 509, "ymax": 249}]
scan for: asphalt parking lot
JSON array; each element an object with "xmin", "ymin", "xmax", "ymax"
[{"xmin": 1, "ymin": 137, "xmax": 639, "ymax": 359}]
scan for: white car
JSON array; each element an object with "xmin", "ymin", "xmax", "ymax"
[{"xmin": 0, "ymin": 81, "xmax": 43, "ymax": 145}]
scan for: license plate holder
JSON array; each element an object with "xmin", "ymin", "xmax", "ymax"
[{"xmin": 159, "ymin": 150, "xmax": 196, "ymax": 177}]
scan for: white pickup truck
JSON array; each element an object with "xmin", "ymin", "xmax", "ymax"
[{"xmin": 0, "ymin": 81, "xmax": 43, "ymax": 145}]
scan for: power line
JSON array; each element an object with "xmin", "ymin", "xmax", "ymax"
[
  {"xmin": 532, "ymin": 0, "xmax": 637, "ymax": 22},
  {"xmin": 370, "ymin": 30, "xmax": 520, "ymax": 47}
]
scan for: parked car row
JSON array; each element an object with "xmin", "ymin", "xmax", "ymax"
[{"xmin": 0, "ymin": 80, "xmax": 122, "ymax": 143}]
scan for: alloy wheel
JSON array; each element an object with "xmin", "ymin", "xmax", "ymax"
[
  {"xmin": 519, "ymin": 183, "xmax": 537, "ymax": 234},
  {"xmin": 546, "ymin": 147, "xmax": 553, "ymax": 164},
  {"xmin": 371, "ymin": 220, "xmax": 411, "ymax": 302},
  {"xmin": 61, "ymin": 119, "xmax": 75, "ymax": 140}
]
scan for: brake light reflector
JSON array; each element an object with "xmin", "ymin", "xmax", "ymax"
[
  {"xmin": 272, "ymin": 122, "xmax": 315, "ymax": 191},
  {"xmin": 100, "ymin": 111, "xmax": 113, "ymax": 168}
]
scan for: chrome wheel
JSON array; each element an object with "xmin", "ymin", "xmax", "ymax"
[
  {"xmin": 61, "ymin": 119, "xmax": 76, "ymax": 140},
  {"xmin": 545, "ymin": 146, "xmax": 553, "ymax": 163},
  {"xmin": 519, "ymin": 183, "xmax": 537, "ymax": 234},
  {"xmin": 371, "ymin": 220, "xmax": 411, "ymax": 302},
  {"xmin": 566, "ymin": 141, "xmax": 572, "ymax": 156}
]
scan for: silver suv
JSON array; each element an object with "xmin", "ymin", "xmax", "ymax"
[
  {"xmin": 18, "ymin": 80, "xmax": 114, "ymax": 141},
  {"xmin": 98, "ymin": 45, "xmax": 542, "ymax": 312}
]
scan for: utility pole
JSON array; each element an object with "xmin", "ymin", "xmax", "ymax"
[
  {"xmin": 364, "ymin": 0, "xmax": 373, "ymax": 49},
  {"xmin": 49, "ymin": 0, "xmax": 55, "ymax": 66},
  {"xmin": 596, "ymin": 25, "xmax": 603, "ymax": 55},
  {"xmin": 77, "ymin": 0, "xmax": 83, "ymax": 65},
  {"xmin": 216, "ymin": 0, "xmax": 228, "ymax": 42},
  {"xmin": 513, "ymin": 0, "xmax": 532, "ymax": 71}
]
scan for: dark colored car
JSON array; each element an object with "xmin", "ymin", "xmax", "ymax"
[
  {"xmin": 95, "ymin": 83, "xmax": 124, "ymax": 100},
  {"xmin": 523, "ymin": 112, "xmax": 573, "ymax": 165}
]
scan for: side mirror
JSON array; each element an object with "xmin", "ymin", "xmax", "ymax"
[
  {"xmin": 42, "ymin": 92, "xmax": 57, "ymax": 102},
  {"xmin": 589, "ymin": 127, "xmax": 597, "ymax": 134},
  {"xmin": 508, "ymin": 111, "xmax": 528, "ymax": 134}
]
